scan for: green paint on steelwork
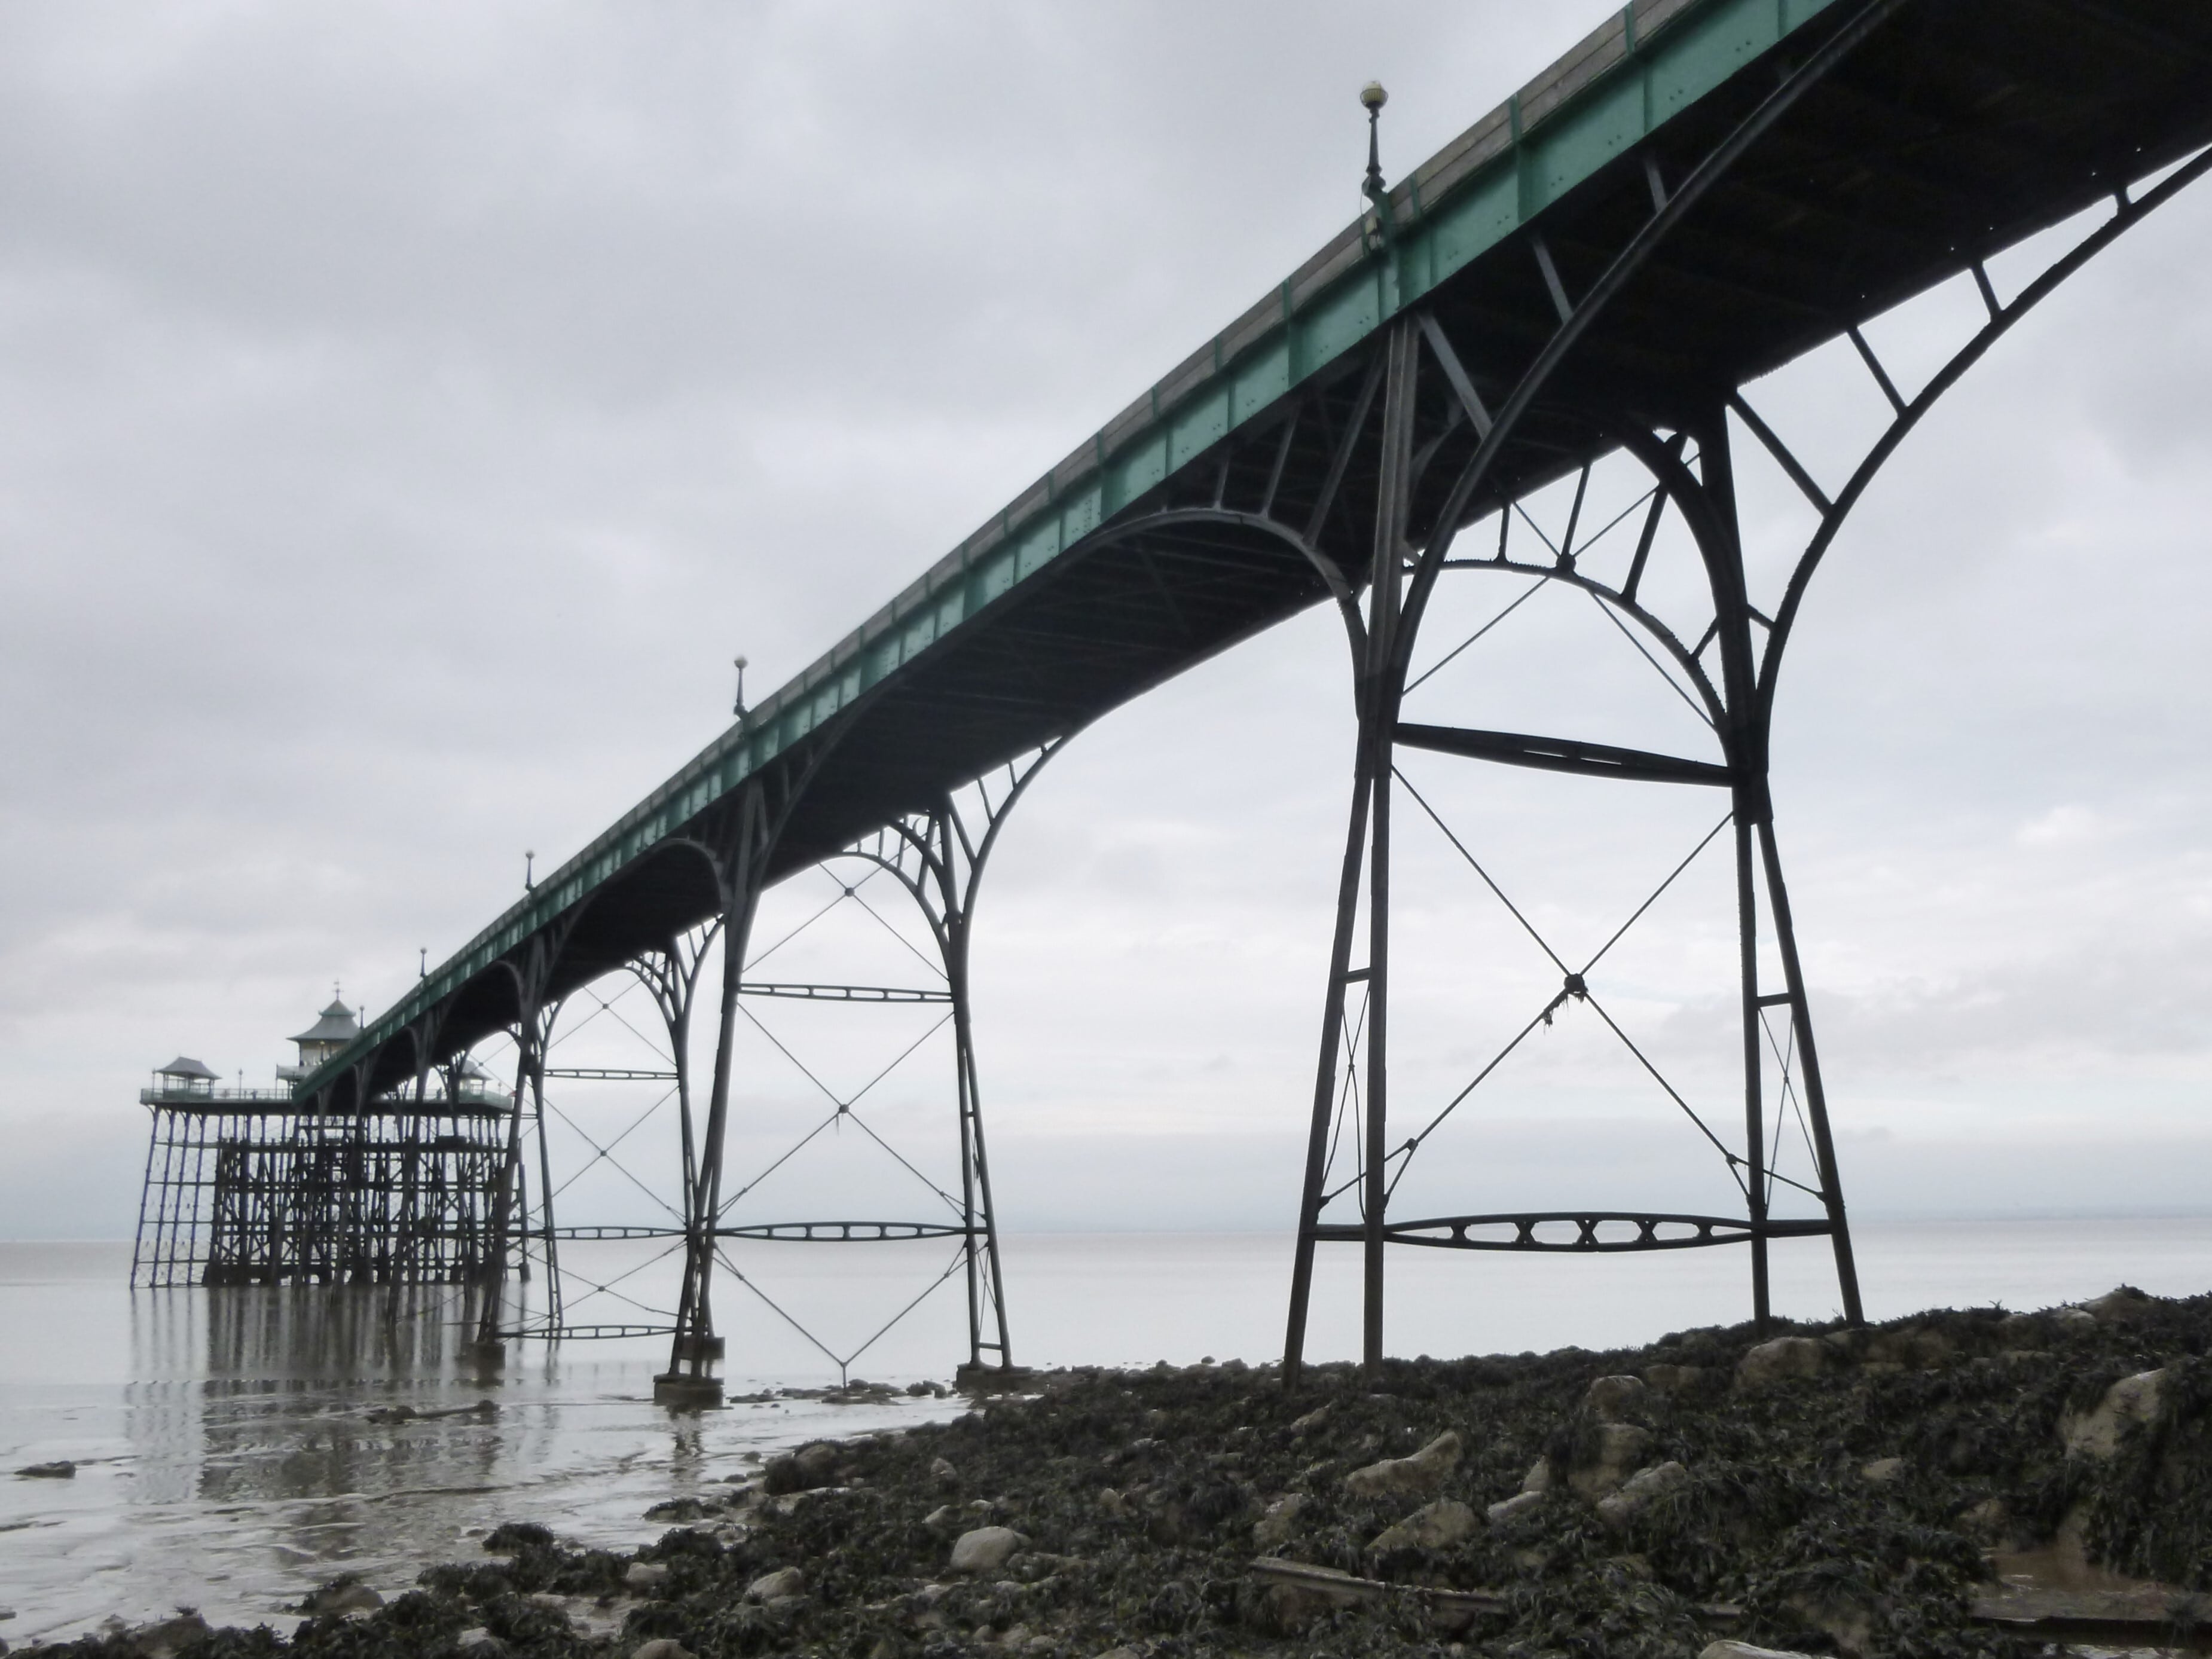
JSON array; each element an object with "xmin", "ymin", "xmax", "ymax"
[{"xmin": 301, "ymin": 0, "xmax": 1840, "ymax": 1098}]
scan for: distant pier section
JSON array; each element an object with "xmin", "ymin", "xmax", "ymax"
[{"xmin": 131, "ymin": 996, "xmax": 517, "ymax": 1288}]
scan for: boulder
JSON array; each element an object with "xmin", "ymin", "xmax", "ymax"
[
  {"xmin": 949, "ymin": 1525, "xmax": 1025, "ymax": 1574},
  {"xmin": 14, "ymin": 1461, "xmax": 75, "ymax": 1479},
  {"xmin": 1370, "ymin": 1498, "xmax": 1477, "ymax": 1553},
  {"xmin": 454, "ymin": 1630, "xmax": 505, "ymax": 1657},
  {"xmin": 1486, "ymin": 1490, "xmax": 1544, "ymax": 1525},
  {"xmin": 2052, "ymin": 1307, "xmax": 2098, "ymax": 1332},
  {"xmin": 1699, "ymin": 1644, "xmax": 1823, "ymax": 1659},
  {"xmin": 745, "ymin": 1566, "xmax": 805, "ymax": 1602},
  {"xmin": 624, "ymin": 1562, "xmax": 669, "ymax": 1591},
  {"xmin": 1584, "ymin": 1375, "xmax": 1648, "ymax": 1423},
  {"xmin": 1567, "ymin": 1422, "xmax": 1652, "ymax": 1499},
  {"xmin": 1343, "ymin": 1430, "xmax": 1462, "ymax": 1499},
  {"xmin": 1290, "ymin": 1404, "xmax": 1330, "ymax": 1435},
  {"xmin": 1596, "ymin": 1460, "xmax": 1688, "ymax": 1529},
  {"xmin": 1520, "ymin": 1457, "xmax": 1552, "ymax": 1494},
  {"xmin": 1736, "ymin": 1337, "xmax": 1825, "ymax": 1388},
  {"xmin": 924, "ymin": 1504, "xmax": 962, "ymax": 1530},
  {"xmin": 1643, "ymin": 1363, "xmax": 1704, "ymax": 1395},
  {"xmin": 1252, "ymin": 1492, "xmax": 1304, "ymax": 1548},
  {"xmin": 1859, "ymin": 1456, "xmax": 1904, "ymax": 1484},
  {"xmin": 2061, "ymin": 1369, "xmax": 2166, "ymax": 1459},
  {"xmin": 630, "ymin": 1643, "xmax": 696, "ymax": 1659},
  {"xmin": 929, "ymin": 1456, "xmax": 958, "ymax": 1487}
]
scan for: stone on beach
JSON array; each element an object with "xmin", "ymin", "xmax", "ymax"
[
  {"xmin": 623, "ymin": 1561, "xmax": 669, "ymax": 1591},
  {"xmin": 2061, "ymin": 1368, "xmax": 2166, "ymax": 1459},
  {"xmin": 745, "ymin": 1566, "xmax": 805, "ymax": 1602},
  {"xmin": 307, "ymin": 1581, "xmax": 383, "ymax": 1615},
  {"xmin": 1596, "ymin": 1459, "xmax": 1688, "ymax": 1529},
  {"xmin": 1369, "ymin": 1497, "xmax": 1476, "ymax": 1553},
  {"xmin": 1859, "ymin": 1456, "xmax": 1904, "ymax": 1484},
  {"xmin": 1486, "ymin": 1490, "xmax": 1544, "ymax": 1524},
  {"xmin": 1343, "ymin": 1429, "xmax": 1462, "ymax": 1498},
  {"xmin": 1584, "ymin": 1374, "xmax": 1648, "ymax": 1423},
  {"xmin": 949, "ymin": 1524, "xmax": 1025, "ymax": 1574},
  {"xmin": 1736, "ymin": 1336, "xmax": 1825, "ymax": 1388},
  {"xmin": 1568, "ymin": 1421, "xmax": 1652, "ymax": 1499},
  {"xmin": 629, "ymin": 1643, "xmax": 695, "ymax": 1659},
  {"xmin": 1252, "ymin": 1492, "xmax": 1303, "ymax": 1547},
  {"xmin": 1700, "ymin": 1643, "xmax": 1823, "ymax": 1659}
]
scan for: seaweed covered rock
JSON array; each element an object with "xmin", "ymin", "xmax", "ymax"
[
  {"xmin": 1342, "ymin": 1428, "xmax": 1462, "ymax": 1498},
  {"xmin": 1736, "ymin": 1336, "xmax": 1825, "ymax": 1388},
  {"xmin": 1368, "ymin": 1497, "xmax": 1475, "ymax": 1553}
]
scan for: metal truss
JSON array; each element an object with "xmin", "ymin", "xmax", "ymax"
[
  {"xmin": 1063, "ymin": 2, "xmax": 2212, "ymax": 1379},
  {"xmin": 644, "ymin": 741, "xmax": 1061, "ymax": 1401}
]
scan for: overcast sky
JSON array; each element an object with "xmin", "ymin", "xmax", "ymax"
[{"xmin": 3, "ymin": 0, "xmax": 2210, "ymax": 1336}]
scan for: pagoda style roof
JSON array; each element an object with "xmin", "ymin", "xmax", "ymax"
[
  {"xmin": 155, "ymin": 1055, "xmax": 219, "ymax": 1080},
  {"xmin": 290, "ymin": 998, "xmax": 359, "ymax": 1045}
]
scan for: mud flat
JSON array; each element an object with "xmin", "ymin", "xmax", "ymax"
[{"xmin": 27, "ymin": 1287, "xmax": 2212, "ymax": 1658}]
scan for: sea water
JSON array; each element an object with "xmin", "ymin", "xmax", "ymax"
[{"xmin": 3, "ymin": 1219, "xmax": 2210, "ymax": 1643}]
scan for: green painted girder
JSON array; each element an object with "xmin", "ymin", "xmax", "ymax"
[{"xmin": 301, "ymin": 0, "xmax": 2208, "ymax": 1101}]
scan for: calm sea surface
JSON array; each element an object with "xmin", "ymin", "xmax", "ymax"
[{"xmin": 3, "ymin": 1220, "xmax": 2210, "ymax": 1643}]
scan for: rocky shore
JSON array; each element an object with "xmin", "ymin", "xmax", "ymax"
[{"xmin": 29, "ymin": 1287, "xmax": 2212, "ymax": 1658}]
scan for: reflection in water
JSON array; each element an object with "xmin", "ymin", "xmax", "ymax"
[{"xmin": 1, "ymin": 1253, "xmax": 948, "ymax": 1646}]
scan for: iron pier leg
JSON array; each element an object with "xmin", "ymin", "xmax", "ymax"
[
  {"xmin": 944, "ymin": 806, "xmax": 1013, "ymax": 1373},
  {"xmin": 1283, "ymin": 763, "xmax": 1373, "ymax": 1385},
  {"xmin": 1362, "ymin": 320, "xmax": 1417, "ymax": 1376},
  {"xmin": 473, "ymin": 998, "xmax": 542, "ymax": 1357},
  {"xmin": 659, "ymin": 787, "xmax": 766, "ymax": 1406},
  {"xmin": 1733, "ymin": 805, "xmax": 1772, "ymax": 1333},
  {"xmin": 1757, "ymin": 817, "xmax": 1864, "ymax": 1324}
]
